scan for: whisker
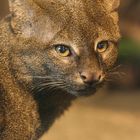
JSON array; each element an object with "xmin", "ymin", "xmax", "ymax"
[
  {"xmin": 26, "ymin": 75, "xmax": 53, "ymax": 80},
  {"xmin": 104, "ymin": 64, "xmax": 128, "ymax": 84},
  {"xmin": 107, "ymin": 65, "xmax": 122, "ymax": 72},
  {"xmin": 31, "ymin": 79, "xmax": 68, "ymax": 93}
]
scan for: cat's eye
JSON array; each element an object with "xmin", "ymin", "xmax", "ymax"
[
  {"xmin": 96, "ymin": 41, "xmax": 109, "ymax": 53},
  {"xmin": 55, "ymin": 44, "xmax": 71, "ymax": 57}
]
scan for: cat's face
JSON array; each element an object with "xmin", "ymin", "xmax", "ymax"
[{"xmin": 9, "ymin": 0, "xmax": 120, "ymax": 96}]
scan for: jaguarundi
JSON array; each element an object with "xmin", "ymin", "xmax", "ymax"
[{"xmin": 0, "ymin": 0, "xmax": 120, "ymax": 139}]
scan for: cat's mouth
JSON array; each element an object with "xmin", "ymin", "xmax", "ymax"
[
  {"xmin": 75, "ymin": 88, "xmax": 97, "ymax": 96},
  {"xmin": 67, "ymin": 83, "xmax": 102, "ymax": 97},
  {"xmin": 55, "ymin": 76, "xmax": 104, "ymax": 97}
]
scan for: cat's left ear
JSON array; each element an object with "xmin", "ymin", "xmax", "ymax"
[{"xmin": 104, "ymin": 0, "xmax": 120, "ymax": 12}]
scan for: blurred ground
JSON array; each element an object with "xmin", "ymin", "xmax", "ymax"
[{"xmin": 40, "ymin": 89, "xmax": 140, "ymax": 140}]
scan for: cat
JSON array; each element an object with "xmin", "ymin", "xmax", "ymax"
[{"xmin": 0, "ymin": 0, "xmax": 120, "ymax": 139}]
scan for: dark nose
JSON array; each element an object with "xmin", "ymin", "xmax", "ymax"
[{"xmin": 80, "ymin": 71, "xmax": 102, "ymax": 85}]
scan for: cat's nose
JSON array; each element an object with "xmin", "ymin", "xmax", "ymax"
[{"xmin": 80, "ymin": 71, "xmax": 103, "ymax": 85}]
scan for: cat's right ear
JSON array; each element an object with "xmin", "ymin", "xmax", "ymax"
[
  {"xmin": 8, "ymin": 0, "xmax": 33, "ymax": 20},
  {"xmin": 8, "ymin": 0, "xmax": 69, "ymax": 40},
  {"xmin": 8, "ymin": 0, "xmax": 38, "ymax": 34},
  {"xmin": 8, "ymin": 0, "xmax": 64, "ymax": 42}
]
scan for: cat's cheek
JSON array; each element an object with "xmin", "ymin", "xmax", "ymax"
[
  {"xmin": 74, "ymin": 77, "xmax": 84, "ymax": 86},
  {"xmin": 101, "ymin": 48, "xmax": 118, "ymax": 68},
  {"xmin": 105, "ymin": 54, "xmax": 118, "ymax": 68},
  {"xmin": 49, "ymin": 51, "xmax": 73, "ymax": 66},
  {"xmin": 67, "ymin": 72, "xmax": 83, "ymax": 87}
]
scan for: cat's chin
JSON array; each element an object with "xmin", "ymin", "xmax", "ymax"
[{"xmin": 68, "ymin": 88, "xmax": 97, "ymax": 97}]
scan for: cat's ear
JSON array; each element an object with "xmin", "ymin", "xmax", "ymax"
[
  {"xmin": 104, "ymin": 0, "xmax": 120, "ymax": 12},
  {"xmin": 8, "ymin": 0, "xmax": 64, "ymax": 20},
  {"xmin": 8, "ymin": 0, "xmax": 33, "ymax": 20},
  {"xmin": 8, "ymin": 0, "xmax": 36, "ymax": 34},
  {"xmin": 8, "ymin": 0, "xmax": 64, "ymax": 42}
]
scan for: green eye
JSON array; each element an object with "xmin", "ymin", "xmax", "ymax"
[
  {"xmin": 55, "ymin": 44, "xmax": 71, "ymax": 57},
  {"xmin": 96, "ymin": 41, "xmax": 109, "ymax": 53}
]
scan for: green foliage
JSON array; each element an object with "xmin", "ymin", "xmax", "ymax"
[
  {"xmin": 119, "ymin": 38, "xmax": 140, "ymax": 56},
  {"xmin": 118, "ymin": 38, "xmax": 140, "ymax": 65}
]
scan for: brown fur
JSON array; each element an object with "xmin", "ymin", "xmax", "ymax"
[{"xmin": 0, "ymin": 0, "xmax": 120, "ymax": 139}]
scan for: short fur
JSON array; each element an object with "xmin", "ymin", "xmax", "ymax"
[{"xmin": 0, "ymin": 0, "xmax": 120, "ymax": 139}]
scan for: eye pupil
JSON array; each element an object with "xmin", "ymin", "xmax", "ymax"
[
  {"xmin": 54, "ymin": 44, "xmax": 71, "ymax": 57},
  {"xmin": 97, "ymin": 41, "xmax": 108, "ymax": 53},
  {"xmin": 58, "ymin": 46, "xmax": 68, "ymax": 53},
  {"xmin": 98, "ymin": 43, "xmax": 105, "ymax": 49}
]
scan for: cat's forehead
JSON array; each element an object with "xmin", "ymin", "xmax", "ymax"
[
  {"xmin": 35, "ymin": 0, "xmax": 120, "ymax": 37},
  {"xmin": 35, "ymin": 0, "xmax": 106, "ymax": 14},
  {"xmin": 39, "ymin": 0, "xmax": 120, "ymax": 41},
  {"xmin": 17, "ymin": 0, "xmax": 120, "ymax": 42}
]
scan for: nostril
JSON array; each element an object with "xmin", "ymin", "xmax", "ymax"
[
  {"xmin": 80, "ymin": 72, "xmax": 95, "ymax": 85},
  {"xmin": 80, "ymin": 74, "xmax": 87, "ymax": 80},
  {"xmin": 80, "ymin": 72, "xmax": 103, "ymax": 85},
  {"xmin": 98, "ymin": 75, "xmax": 102, "ymax": 81}
]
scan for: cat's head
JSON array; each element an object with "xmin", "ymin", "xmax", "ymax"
[{"xmin": 8, "ymin": 0, "xmax": 120, "ymax": 96}]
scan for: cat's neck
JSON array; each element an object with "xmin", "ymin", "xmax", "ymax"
[
  {"xmin": 0, "ymin": 68, "xmax": 76, "ymax": 138},
  {"xmin": 33, "ymin": 90, "xmax": 76, "ymax": 133}
]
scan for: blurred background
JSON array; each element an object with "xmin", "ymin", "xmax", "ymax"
[{"xmin": 0, "ymin": 0, "xmax": 140, "ymax": 140}]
